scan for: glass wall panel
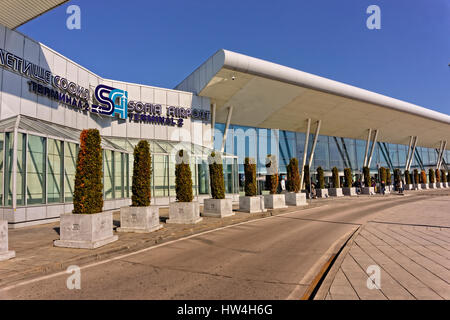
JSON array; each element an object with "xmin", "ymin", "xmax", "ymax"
[
  {"xmin": 114, "ymin": 152, "xmax": 124, "ymax": 198},
  {"xmin": 155, "ymin": 154, "xmax": 169, "ymax": 197},
  {"xmin": 128, "ymin": 153, "xmax": 133, "ymax": 198},
  {"xmin": 16, "ymin": 133, "xmax": 26, "ymax": 206},
  {"xmin": 27, "ymin": 135, "xmax": 46, "ymax": 205},
  {"xmin": 104, "ymin": 150, "xmax": 114, "ymax": 199},
  {"xmin": 313, "ymin": 135, "xmax": 330, "ymax": 171},
  {"xmin": 64, "ymin": 142, "xmax": 77, "ymax": 202},
  {"xmin": 47, "ymin": 139, "xmax": 63, "ymax": 203},
  {"xmin": 197, "ymin": 159, "xmax": 209, "ymax": 195}
]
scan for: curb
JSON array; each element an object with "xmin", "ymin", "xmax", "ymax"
[{"xmin": 312, "ymin": 226, "xmax": 363, "ymax": 300}]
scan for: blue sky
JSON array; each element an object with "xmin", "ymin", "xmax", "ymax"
[{"xmin": 18, "ymin": 0, "xmax": 450, "ymax": 114}]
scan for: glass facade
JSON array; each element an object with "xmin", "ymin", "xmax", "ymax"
[{"xmin": 215, "ymin": 123, "xmax": 449, "ymax": 193}]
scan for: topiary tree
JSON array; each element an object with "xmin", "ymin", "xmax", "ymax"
[
  {"xmin": 380, "ymin": 167, "xmax": 387, "ymax": 183},
  {"xmin": 441, "ymin": 170, "xmax": 447, "ymax": 183},
  {"xmin": 286, "ymin": 158, "xmax": 300, "ymax": 193},
  {"xmin": 73, "ymin": 129, "xmax": 103, "ymax": 214},
  {"xmin": 244, "ymin": 157, "xmax": 257, "ymax": 196},
  {"xmin": 209, "ymin": 152, "xmax": 225, "ymax": 199},
  {"xmin": 363, "ymin": 166, "xmax": 371, "ymax": 187},
  {"xmin": 429, "ymin": 168, "xmax": 435, "ymax": 184},
  {"xmin": 331, "ymin": 167, "xmax": 340, "ymax": 188},
  {"xmin": 317, "ymin": 166, "xmax": 325, "ymax": 189},
  {"xmin": 420, "ymin": 170, "xmax": 427, "ymax": 184},
  {"xmin": 175, "ymin": 150, "xmax": 193, "ymax": 202},
  {"xmin": 131, "ymin": 140, "xmax": 152, "ymax": 207},
  {"xmin": 386, "ymin": 168, "xmax": 392, "ymax": 185},
  {"xmin": 448, "ymin": 171, "xmax": 450, "ymax": 183},
  {"xmin": 344, "ymin": 168, "xmax": 352, "ymax": 188},
  {"xmin": 414, "ymin": 169, "xmax": 419, "ymax": 184},
  {"xmin": 404, "ymin": 170, "xmax": 411, "ymax": 185},
  {"xmin": 265, "ymin": 155, "xmax": 279, "ymax": 194},
  {"xmin": 303, "ymin": 165, "xmax": 311, "ymax": 190},
  {"xmin": 435, "ymin": 169, "xmax": 440, "ymax": 183}
]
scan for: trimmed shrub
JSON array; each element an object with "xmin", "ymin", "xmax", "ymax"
[
  {"xmin": 131, "ymin": 140, "xmax": 152, "ymax": 207},
  {"xmin": 404, "ymin": 170, "xmax": 411, "ymax": 185},
  {"xmin": 429, "ymin": 168, "xmax": 435, "ymax": 184},
  {"xmin": 73, "ymin": 129, "xmax": 103, "ymax": 214},
  {"xmin": 414, "ymin": 169, "xmax": 420, "ymax": 184},
  {"xmin": 386, "ymin": 168, "xmax": 392, "ymax": 185},
  {"xmin": 286, "ymin": 158, "xmax": 301, "ymax": 193},
  {"xmin": 265, "ymin": 155, "xmax": 278, "ymax": 194},
  {"xmin": 209, "ymin": 152, "xmax": 225, "ymax": 199},
  {"xmin": 363, "ymin": 166, "xmax": 371, "ymax": 187},
  {"xmin": 379, "ymin": 167, "xmax": 387, "ymax": 183},
  {"xmin": 244, "ymin": 157, "xmax": 257, "ymax": 196},
  {"xmin": 317, "ymin": 166, "xmax": 325, "ymax": 189},
  {"xmin": 435, "ymin": 169, "xmax": 440, "ymax": 183},
  {"xmin": 331, "ymin": 167, "xmax": 340, "ymax": 188},
  {"xmin": 441, "ymin": 170, "xmax": 447, "ymax": 183},
  {"xmin": 175, "ymin": 150, "xmax": 193, "ymax": 202},
  {"xmin": 303, "ymin": 165, "xmax": 310, "ymax": 190},
  {"xmin": 420, "ymin": 170, "xmax": 427, "ymax": 184},
  {"xmin": 344, "ymin": 168, "xmax": 352, "ymax": 188}
]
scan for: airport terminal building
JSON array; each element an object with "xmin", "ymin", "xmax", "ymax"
[{"xmin": 0, "ymin": 2, "xmax": 449, "ymax": 227}]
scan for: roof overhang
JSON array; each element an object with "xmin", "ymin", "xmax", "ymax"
[
  {"xmin": 0, "ymin": 0, "xmax": 69, "ymax": 29},
  {"xmin": 176, "ymin": 49, "xmax": 450, "ymax": 150}
]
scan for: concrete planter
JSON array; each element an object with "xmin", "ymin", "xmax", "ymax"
[
  {"xmin": 239, "ymin": 196, "xmax": 265, "ymax": 213},
  {"xmin": 328, "ymin": 188, "xmax": 344, "ymax": 197},
  {"xmin": 118, "ymin": 206, "xmax": 163, "ymax": 233},
  {"xmin": 342, "ymin": 187, "xmax": 357, "ymax": 196},
  {"xmin": 0, "ymin": 221, "xmax": 15, "ymax": 262},
  {"xmin": 442, "ymin": 182, "xmax": 448, "ymax": 188},
  {"xmin": 316, "ymin": 189, "xmax": 329, "ymax": 198},
  {"xmin": 285, "ymin": 192, "xmax": 307, "ymax": 206},
  {"xmin": 428, "ymin": 183, "xmax": 436, "ymax": 189},
  {"xmin": 404, "ymin": 184, "xmax": 413, "ymax": 190},
  {"xmin": 54, "ymin": 211, "xmax": 118, "ymax": 249},
  {"xmin": 435, "ymin": 182, "xmax": 442, "ymax": 188},
  {"xmin": 415, "ymin": 184, "xmax": 421, "ymax": 190},
  {"xmin": 203, "ymin": 198, "xmax": 234, "ymax": 218},
  {"xmin": 264, "ymin": 194, "xmax": 287, "ymax": 209},
  {"xmin": 362, "ymin": 187, "xmax": 375, "ymax": 195},
  {"xmin": 167, "ymin": 201, "xmax": 202, "ymax": 224},
  {"xmin": 421, "ymin": 184, "xmax": 429, "ymax": 189}
]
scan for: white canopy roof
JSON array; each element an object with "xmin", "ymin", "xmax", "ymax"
[
  {"xmin": 176, "ymin": 49, "xmax": 450, "ymax": 150},
  {"xmin": 0, "ymin": 0, "xmax": 69, "ymax": 29}
]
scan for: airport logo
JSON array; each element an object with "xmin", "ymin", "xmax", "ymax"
[{"xmin": 92, "ymin": 85, "xmax": 128, "ymax": 120}]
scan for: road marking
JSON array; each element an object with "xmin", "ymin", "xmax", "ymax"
[{"xmin": 0, "ymin": 205, "xmax": 328, "ymax": 292}]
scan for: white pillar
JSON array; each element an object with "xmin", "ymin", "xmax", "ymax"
[
  {"xmin": 363, "ymin": 128, "xmax": 372, "ymax": 167},
  {"xmin": 405, "ymin": 136, "xmax": 413, "ymax": 171},
  {"xmin": 299, "ymin": 119, "xmax": 311, "ymax": 190},
  {"xmin": 308, "ymin": 120, "xmax": 322, "ymax": 168},
  {"xmin": 12, "ymin": 115, "xmax": 21, "ymax": 210},
  {"xmin": 407, "ymin": 136, "xmax": 418, "ymax": 171},
  {"xmin": 221, "ymin": 106, "xmax": 233, "ymax": 153},
  {"xmin": 367, "ymin": 129, "xmax": 379, "ymax": 168},
  {"xmin": 210, "ymin": 103, "xmax": 216, "ymax": 148}
]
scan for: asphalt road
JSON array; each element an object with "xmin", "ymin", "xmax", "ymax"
[{"xmin": 0, "ymin": 194, "xmax": 429, "ymax": 300}]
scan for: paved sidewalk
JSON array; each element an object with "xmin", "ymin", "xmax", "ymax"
[{"xmin": 322, "ymin": 194, "xmax": 450, "ymax": 300}]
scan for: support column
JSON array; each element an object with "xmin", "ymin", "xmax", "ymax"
[
  {"xmin": 220, "ymin": 106, "xmax": 233, "ymax": 153},
  {"xmin": 12, "ymin": 115, "xmax": 21, "ymax": 210},
  {"xmin": 405, "ymin": 136, "xmax": 413, "ymax": 171},
  {"xmin": 363, "ymin": 129, "xmax": 372, "ymax": 167},
  {"xmin": 308, "ymin": 120, "xmax": 322, "ymax": 168},
  {"xmin": 299, "ymin": 119, "xmax": 311, "ymax": 190},
  {"xmin": 437, "ymin": 140, "xmax": 447, "ymax": 170},
  {"xmin": 210, "ymin": 103, "xmax": 216, "ymax": 148},
  {"xmin": 367, "ymin": 129, "xmax": 379, "ymax": 168},
  {"xmin": 407, "ymin": 136, "xmax": 418, "ymax": 171}
]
